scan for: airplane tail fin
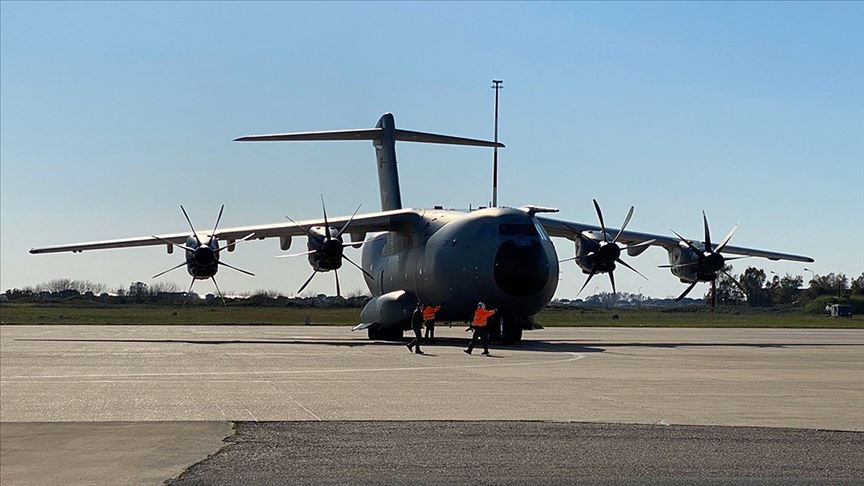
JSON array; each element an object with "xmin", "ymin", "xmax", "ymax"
[{"xmin": 235, "ymin": 113, "xmax": 503, "ymax": 211}]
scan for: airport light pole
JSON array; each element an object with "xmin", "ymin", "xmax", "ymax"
[
  {"xmin": 803, "ymin": 267, "xmax": 815, "ymax": 283},
  {"xmin": 491, "ymin": 79, "xmax": 503, "ymax": 207}
]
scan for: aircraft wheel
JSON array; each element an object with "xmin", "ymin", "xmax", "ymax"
[
  {"xmin": 382, "ymin": 326, "xmax": 405, "ymax": 341},
  {"xmin": 369, "ymin": 325, "xmax": 404, "ymax": 341},
  {"xmin": 487, "ymin": 314, "xmax": 503, "ymax": 342},
  {"xmin": 367, "ymin": 325, "xmax": 382, "ymax": 340},
  {"xmin": 502, "ymin": 323, "xmax": 523, "ymax": 344},
  {"xmin": 501, "ymin": 316, "xmax": 523, "ymax": 344}
]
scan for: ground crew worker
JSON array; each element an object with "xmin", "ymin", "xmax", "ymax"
[
  {"xmin": 423, "ymin": 303, "xmax": 442, "ymax": 343},
  {"xmin": 407, "ymin": 302, "xmax": 424, "ymax": 354},
  {"xmin": 464, "ymin": 302, "xmax": 496, "ymax": 356}
]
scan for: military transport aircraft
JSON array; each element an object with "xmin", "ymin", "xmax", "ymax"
[{"xmin": 30, "ymin": 113, "xmax": 813, "ymax": 343}]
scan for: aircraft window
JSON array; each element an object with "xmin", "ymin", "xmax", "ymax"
[{"xmin": 498, "ymin": 223, "xmax": 538, "ymax": 237}]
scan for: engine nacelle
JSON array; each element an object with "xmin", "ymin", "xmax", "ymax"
[
  {"xmin": 571, "ymin": 234, "xmax": 619, "ymax": 275},
  {"xmin": 306, "ymin": 227, "xmax": 344, "ymax": 272},
  {"xmin": 184, "ymin": 236, "xmax": 220, "ymax": 278}
]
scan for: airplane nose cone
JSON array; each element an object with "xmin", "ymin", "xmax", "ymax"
[{"xmin": 494, "ymin": 239, "xmax": 549, "ymax": 297}]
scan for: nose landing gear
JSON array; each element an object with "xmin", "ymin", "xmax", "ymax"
[{"xmin": 487, "ymin": 312, "xmax": 525, "ymax": 345}]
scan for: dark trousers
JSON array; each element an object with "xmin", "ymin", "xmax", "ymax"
[
  {"xmin": 408, "ymin": 325, "xmax": 423, "ymax": 352},
  {"xmin": 466, "ymin": 326, "xmax": 489, "ymax": 354},
  {"xmin": 424, "ymin": 320, "xmax": 435, "ymax": 341}
]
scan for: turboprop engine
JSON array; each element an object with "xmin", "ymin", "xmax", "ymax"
[
  {"xmin": 661, "ymin": 211, "xmax": 747, "ymax": 308},
  {"xmin": 560, "ymin": 199, "xmax": 654, "ymax": 294},
  {"xmin": 279, "ymin": 196, "xmax": 372, "ymax": 297},
  {"xmin": 151, "ymin": 205, "xmax": 255, "ymax": 303}
]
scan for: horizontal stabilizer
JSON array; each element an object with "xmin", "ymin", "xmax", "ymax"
[
  {"xmin": 394, "ymin": 129, "xmax": 503, "ymax": 147},
  {"xmin": 235, "ymin": 128, "xmax": 382, "ymax": 142},
  {"xmin": 236, "ymin": 127, "xmax": 503, "ymax": 148}
]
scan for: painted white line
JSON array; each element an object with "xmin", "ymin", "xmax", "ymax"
[{"xmin": 1, "ymin": 353, "xmax": 586, "ymax": 380}]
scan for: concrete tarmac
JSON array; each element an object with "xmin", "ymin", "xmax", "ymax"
[
  {"xmin": 2, "ymin": 325, "xmax": 862, "ymax": 429},
  {"xmin": 2, "ymin": 325, "xmax": 863, "ymax": 485}
]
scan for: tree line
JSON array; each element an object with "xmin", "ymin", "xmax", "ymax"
[{"xmin": 713, "ymin": 268, "xmax": 863, "ymax": 308}]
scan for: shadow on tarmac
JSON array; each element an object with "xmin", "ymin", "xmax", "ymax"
[{"xmin": 15, "ymin": 337, "xmax": 859, "ymax": 355}]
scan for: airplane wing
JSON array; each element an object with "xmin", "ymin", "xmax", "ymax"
[
  {"xmin": 30, "ymin": 209, "xmax": 421, "ymax": 254},
  {"xmin": 537, "ymin": 216, "xmax": 814, "ymax": 263}
]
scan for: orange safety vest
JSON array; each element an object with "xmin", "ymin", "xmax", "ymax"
[
  {"xmin": 472, "ymin": 308, "xmax": 496, "ymax": 327},
  {"xmin": 422, "ymin": 305, "xmax": 441, "ymax": 321}
]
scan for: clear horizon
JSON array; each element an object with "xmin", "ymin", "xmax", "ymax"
[{"xmin": 2, "ymin": 2, "xmax": 862, "ymax": 299}]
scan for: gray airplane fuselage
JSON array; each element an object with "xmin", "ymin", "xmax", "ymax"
[{"xmin": 361, "ymin": 207, "xmax": 559, "ymax": 322}]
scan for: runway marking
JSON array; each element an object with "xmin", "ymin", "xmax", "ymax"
[{"xmin": 0, "ymin": 352, "xmax": 586, "ymax": 380}]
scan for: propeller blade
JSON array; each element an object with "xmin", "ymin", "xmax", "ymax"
[
  {"xmin": 150, "ymin": 236, "xmax": 196, "ymax": 253},
  {"xmin": 343, "ymin": 255, "xmax": 374, "ymax": 280},
  {"xmin": 336, "ymin": 204, "xmax": 363, "ymax": 238},
  {"xmin": 702, "ymin": 211, "xmax": 712, "ymax": 252},
  {"xmin": 562, "ymin": 250, "xmax": 596, "ymax": 264},
  {"xmin": 577, "ymin": 270, "xmax": 596, "ymax": 296},
  {"xmin": 217, "ymin": 260, "xmax": 255, "ymax": 276},
  {"xmin": 723, "ymin": 256, "xmax": 750, "ymax": 261},
  {"xmin": 334, "ymin": 269, "xmax": 341, "ymax": 298},
  {"xmin": 675, "ymin": 280, "xmax": 699, "ymax": 301},
  {"xmin": 186, "ymin": 277, "xmax": 196, "ymax": 296},
  {"xmin": 210, "ymin": 204, "xmax": 225, "ymax": 239},
  {"xmin": 216, "ymin": 233, "xmax": 256, "ymax": 253},
  {"xmin": 621, "ymin": 239, "xmax": 656, "ymax": 250},
  {"xmin": 608, "ymin": 271, "xmax": 616, "ymax": 294},
  {"xmin": 592, "ymin": 199, "xmax": 608, "ymax": 242},
  {"xmin": 721, "ymin": 269, "xmax": 748, "ymax": 295},
  {"xmin": 276, "ymin": 249, "xmax": 318, "ymax": 258},
  {"xmin": 671, "ymin": 229, "xmax": 702, "ymax": 254},
  {"xmin": 152, "ymin": 261, "xmax": 187, "ymax": 279},
  {"xmin": 211, "ymin": 276, "xmax": 227, "ymax": 306},
  {"xmin": 616, "ymin": 258, "xmax": 648, "ymax": 280},
  {"xmin": 180, "ymin": 205, "xmax": 201, "ymax": 246},
  {"xmin": 658, "ymin": 261, "xmax": 701, "ymax": 269},
  {"xmin": 612, "ymin": 206, "xmax": 634, "ymax": 244},
  {"xmin": 711, "ymin": 279, "xmax": 717, "ymax": 310},
  {"xmin": 285, "ymin": 216, "xmax": 317, "ymax": 240},
  {"xmin": 714, "ymin": 224, "xmax": 739, "ymax": 253},
  {"xmin": 297, "ymin": 270, "xmax": 318, "ymax": 295},
  {"xmin": 320, "ymin": 195, "xmax": 330, "ymax": 240}
]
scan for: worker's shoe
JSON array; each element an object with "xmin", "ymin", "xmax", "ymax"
[
  {"xmin": 416, "ymin": 349, "xmax": 424, "ymax": 355},
  {"xmin": 407, "ymin": 344, "xmax": 413, "ymax": 352},
  {"xmin": 481, "ymin": 350, "xmax": 490, "ymax": 356},
  {"xmin": 463, "ymin": 349, "xmax": 471, "ymax": 355}
]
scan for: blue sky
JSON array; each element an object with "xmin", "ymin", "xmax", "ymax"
[{"xmin": 2, "ymin": 1, "xmax": 862, "ymax": 298}]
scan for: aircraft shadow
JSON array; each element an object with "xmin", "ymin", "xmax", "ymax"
[
  {"xmin": 16, "ymin": 337, "xmax": 603, "ymax": 353},
  {"xmin": 17, "ymin": 337, "xmax": 856, "ymax": 354}
]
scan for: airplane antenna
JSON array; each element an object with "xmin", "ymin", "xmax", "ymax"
[{"xmin": 491, "ymin": 79, "xmax": 503, "ymax": 207}]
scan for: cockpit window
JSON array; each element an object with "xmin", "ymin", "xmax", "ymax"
[{"xmin": 498, "ymin": 223, "xmax": 538, "ymax": 237}]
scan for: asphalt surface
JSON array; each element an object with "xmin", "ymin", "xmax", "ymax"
[{"xmin": 168, "ymin": 421, "xmax": 864, "ymax": 485}]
